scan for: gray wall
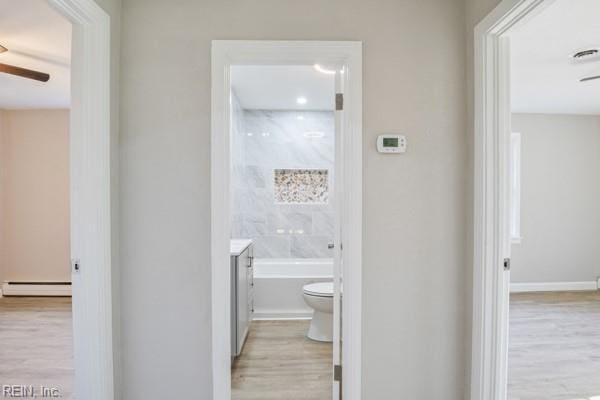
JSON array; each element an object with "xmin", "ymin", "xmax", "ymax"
[
  {"xmin": 231, "ymin": 105, "xmax": 335, "ymax": 259},
  {"xmin": 511, "ymin": 113, "xmax": 600, "ymax": 283},
  {"xmin": 119, "ymin": 0, "xmax": 467, "ymax": 399}
]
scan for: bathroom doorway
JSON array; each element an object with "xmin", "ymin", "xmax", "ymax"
[
  {"xmin": 211, "ymin": 41, "xmax": 362, "ymax": 400},
  {"xmin": 230, "ymin": 64, "xmax": 338, "ymax": 399}
]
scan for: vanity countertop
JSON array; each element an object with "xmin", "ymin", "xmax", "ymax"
[{"xmin": 230, "ymin": 239, "xmax": 253, "ymax": 256}]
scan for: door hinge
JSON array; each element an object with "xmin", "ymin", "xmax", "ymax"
[
  {"xmin": 333, "ymin": 364, "xmax": 342, "ymax": 382},
  {"xmin": 503, "ymin": 258, "xmax": 511, "ymax": 271},
  {"xmin": 336, "ymin": 93, "xmax": 344, "ymax": 111}
]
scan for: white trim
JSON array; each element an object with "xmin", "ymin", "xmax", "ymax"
[
  {"xmin": 252, "ymin": 311, "xmax": 313, "ymax": 320},
  {"xmin": 472, "ymin": 1, "xmax": 554, "ymax": 400},
  {"xmin": 511, "ymin": 281, "xmax": 599, "ymax": 293},
  {"xmin": 211, "ymin": 40, "xmax": 362, "ymax": 400},
  {"xmin": 47, "ymin": 1, "xmax": 114, "ymax": 399},
  {"xmin": 1, "ymin": 282, "xmax": 72, "ymax": 296}
]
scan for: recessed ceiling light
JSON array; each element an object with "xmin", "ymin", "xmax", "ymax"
[
  {"xmin": 314, "ymin": 63, "xmax": 345, "ymax": 74},
  {"xmin": 296, "ymin": 115, "xmax": 305, "ymax": 120},
  {"xmin": 296, "ymin": 96, "xmax": 307, "ymax": 105},
  {"xmin": 247, "ymin": 132, "xmax": 253, "ymax": 136},
  {"xmin": 314, "ymin": 64, "xmax": 336, "ymax": 75},
  {"xmin": 261, "ymin": 132, "xmax": 270, "ymax": 137}
]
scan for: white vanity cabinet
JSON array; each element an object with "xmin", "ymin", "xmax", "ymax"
[{"xmin": 230, "ymin": 239, "xmax": 254, "ymax": 361}]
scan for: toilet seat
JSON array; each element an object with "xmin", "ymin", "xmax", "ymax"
[{"xmin": 303, "ymin": 282, "xmax": 333, "ymax": 297}]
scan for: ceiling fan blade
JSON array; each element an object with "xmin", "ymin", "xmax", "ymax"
[
  {"xmin": 0, "ymin": 44, "xmax": 6, "ymax": 53},
  {"xmin": 0, "ymin": 62, "xmax": 50, "ymax": 82},
  {"xmin": 581, "ymin": 75, "xmax": 600, "ymax": 82}
]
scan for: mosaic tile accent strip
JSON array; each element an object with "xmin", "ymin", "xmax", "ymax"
[{"xmin": 274, "ymin": 169, "xmax": 329, "ymax": 204}]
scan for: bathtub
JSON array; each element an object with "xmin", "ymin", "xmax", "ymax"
[{"xmin": 252, "ymin": 258, "xmax": 333, "ymax": 320}]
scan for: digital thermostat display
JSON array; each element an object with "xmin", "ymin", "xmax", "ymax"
[
  {"xmin": 383, "ymin": 137, "xmax": 399, "ymax": 147},
  {"xmin": 377, "ymin": 134, "xmax": 406, "ymax": 153}
]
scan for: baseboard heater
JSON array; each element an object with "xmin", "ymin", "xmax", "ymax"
[{"xmin": 1, "ymin": 281, "xmax": 72, "ymax": 297}]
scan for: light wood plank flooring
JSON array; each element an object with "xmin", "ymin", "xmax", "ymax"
[
  {"xmin": 232, "ymin": 320, "xmax": 333, "ymax": 400},
  {"xmin": 0, "ymin": 297, "xmax": 73, "ymax": 399},
  {"xmin": 509, "ymin": 291, "xmax": 600, "ymax": 400},
  {"xmin": 4, "ymin": 292, "xmax": 598, "ymax": 400}
]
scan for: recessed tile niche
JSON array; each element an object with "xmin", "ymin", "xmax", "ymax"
[{"xmin": 274, "ymin": 169, "xmax": 329, "ymax": 204}]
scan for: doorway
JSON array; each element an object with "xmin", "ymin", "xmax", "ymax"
[
  {"xmin": 211, "ymin": 41, "xmax": 362, "ymax": 400},
  {"xmin": 473, "ymin": 0, "xmax": 600, "ymax": 399},
  {"xmin": 0, "ymin": 0, "xmax": 114, "ymax": 398}
]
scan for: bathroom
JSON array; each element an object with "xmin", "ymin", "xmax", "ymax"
[{"xmin": 229, "ymin": 65, "xmax": 337, "ymax": 399}]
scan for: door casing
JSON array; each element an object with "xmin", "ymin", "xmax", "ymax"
[
  {"xmin": 471, "ymin": 1, "xmax": 555, "ymax": 399},
  {"xmin": 46, "ymin": 0, "xmax": 115, "ymax": 399},
  {"xmin": 210, "ymin": 40, "xmax": 363, "ymax": 400}
]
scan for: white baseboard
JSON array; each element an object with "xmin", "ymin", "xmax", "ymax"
[
  {"xmin": 511, "ymin": 281, "xmax": 599, "ymax": 293},
  {"xmin": 252, "ymin": 309, "xmax": 313, "ymax": 320},
  {"xmin": 1, "ymin": 282, "xmax": 72, "ymax": 296}
]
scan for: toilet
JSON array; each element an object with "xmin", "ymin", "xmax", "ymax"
[{"xmin": 302, "ymin": 282, "xmax": 335, "ymax": 342}]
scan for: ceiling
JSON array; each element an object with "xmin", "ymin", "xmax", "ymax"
[
  {"xmin": 510, "ymin": 0, "xmax": 600, "ymax": 115},
  {"xmin": 0, "ymin": 0, "xmax": 71, "ymax": 109},
  {"xmin": 231, "ymin": 65, "xmax": 335, "ymax": 110}
]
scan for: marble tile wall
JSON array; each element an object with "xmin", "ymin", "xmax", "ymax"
[{"xmin": 230, "ymin": 98, "xmax": 335, "ymax": 259}]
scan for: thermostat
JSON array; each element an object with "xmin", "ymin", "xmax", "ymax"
[{"xmin": 377, "ymin": 134, "xmax": 406, "ymax": 153}]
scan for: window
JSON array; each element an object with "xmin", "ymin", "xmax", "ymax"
[{"xmin": 509, "ymin": 132, "xmax": 521, "ymax": 243}]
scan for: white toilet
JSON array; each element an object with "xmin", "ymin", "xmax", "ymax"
[{"xmin": 302, "ymin": 282, "xmax": 334, "ymax": 342}]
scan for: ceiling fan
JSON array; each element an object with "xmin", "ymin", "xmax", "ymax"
[{"xmin": 0, "ymin": 43, "xmax": 50, "ymax": 82}]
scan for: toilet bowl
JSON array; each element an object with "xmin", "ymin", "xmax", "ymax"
[{"xmin": 302, "ymin": 282, "xmax": 335, "ymax": 342}]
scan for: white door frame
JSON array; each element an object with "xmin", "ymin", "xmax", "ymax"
[
  {"xmin": 47, "ymin": 0, "xmax": 114, "ymax": 399},
  {"xmin": 210, "ymin": 40, "xmax": 363, "ymax": 400},
  {"xmin": 471, "ymin": 1, "xmax": 552, "ymax": 399}
]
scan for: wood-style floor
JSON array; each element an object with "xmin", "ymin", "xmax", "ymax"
[
  {"xmin": 0, "ymin": 297, "xmax": 73, "ymax": 399},
  {"xmin": 2, "ymin": 293, "xmax": 599, "ymax": 400},
  {"xmin": 232, "ymin": 320, "xmax": 333, "ymax": 400},
  {"xmin": 509, "ymin": 291, "xmax": 600, "ymax": 400}
]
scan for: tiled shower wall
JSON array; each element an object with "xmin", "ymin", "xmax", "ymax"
[{"xmin": 231, "ymin": 94, "xmax": 335, "ymax": 259}]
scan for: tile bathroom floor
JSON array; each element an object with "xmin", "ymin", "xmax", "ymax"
[
  {"xmin": 508, "ymin": 291, "xmax": 600, "ymax": 400},
  {"xmin": 232, "ymin": 320, "xmax": 333, "ymax": 400},
  {"xmin": 0, "ymin": 297, "xmax": 73, "ymax": 399}
]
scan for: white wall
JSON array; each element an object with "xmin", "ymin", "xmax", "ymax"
[
  {"xmin": 119, "ymin": 0, "xmax": 467, "ymax": 399},
  {"xmin": 0, "ymin": 109, "xmax": 70, "ymax": 283},
  {"xmin": 511, "ymin": 113, "xmax": 600, "ymax": 283}
]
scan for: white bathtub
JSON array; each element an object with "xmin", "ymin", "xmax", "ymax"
[{"xmin": 252, "ymin": 258, "xmax": 333, "ymax": 320}]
